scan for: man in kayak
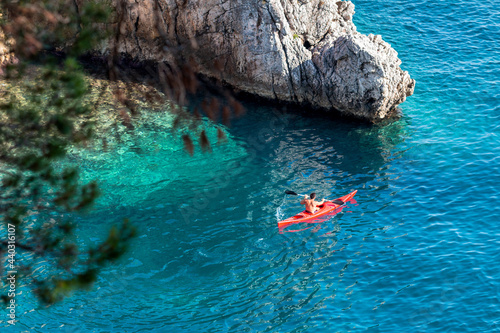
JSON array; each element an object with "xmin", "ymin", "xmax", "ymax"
[{"xmin": 301, "ymin": 193, "xmax": 325, "ymax": 214}]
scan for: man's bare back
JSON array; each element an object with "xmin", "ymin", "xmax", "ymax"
[{"xmin": 300, "ymin": 193, "xmax": 325, "ymax": 213}]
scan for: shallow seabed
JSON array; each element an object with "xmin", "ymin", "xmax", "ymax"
[{"xmin": 3, "ymin": 0, "xmax": 500, "ymax": 331}]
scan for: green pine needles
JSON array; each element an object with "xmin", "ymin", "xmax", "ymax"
[{"xmin": 0, "ymin": 0, "xmax": 135, "ymax": 305}]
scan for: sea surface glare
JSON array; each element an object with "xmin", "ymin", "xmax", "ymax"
[{"xmin": 5, "ymin": 0, "xmax": 500, "ymax": 331}]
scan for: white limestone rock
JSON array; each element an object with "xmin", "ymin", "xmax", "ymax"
[{"xmin": 98, "ymin": 0, "xmax": 415, "ymax": 120}]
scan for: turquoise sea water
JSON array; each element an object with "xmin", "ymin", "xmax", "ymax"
[{"xmin": 4, "ymin": 0, "xmax": 500, "ymax": 331}]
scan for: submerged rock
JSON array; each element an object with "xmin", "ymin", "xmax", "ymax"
[{"xmin": 96, "ymin": 0, "xmax": 415, "ymax": 121}]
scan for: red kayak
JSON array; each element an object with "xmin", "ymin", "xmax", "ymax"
[{"xmin": 278, "ymin": 190, "xmax": 357, "ymax": 228}]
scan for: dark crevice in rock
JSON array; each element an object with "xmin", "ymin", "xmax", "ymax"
[
  {"xmin": 271, "ymin": 74, "xmax": 278, "ymax": 100},
  {"xmin": 172, "ymin": 1, "xmax": 182, "ymax": 45},
  {"xmin": 134, "ymin": 15, "xmax": 139, "ymax": 32},
  {"xmin": 256, "ymin": 6, "xmax": 263, "ymax": 28},
  {"xmin": 316, "ymin": 29, "xmax": 331, "ymax": 47},
  {"xmin": 134, "ymin": 15, "xmax": 143, "ymax": 55},
  {"xmin": 156, "ymin": 0, "xmax": 164, "ymax": 12},
  {"xmin": 299, "ymin": 62, "xmax": 315, "ymax": 100}
]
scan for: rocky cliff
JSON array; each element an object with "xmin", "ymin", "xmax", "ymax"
[{"xmin": 97, "ymin": 0, "xmax": 415, "ymax": 120}]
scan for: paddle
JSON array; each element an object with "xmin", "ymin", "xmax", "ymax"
[
  {"xmin": 285, "ymin": 190, "xmax": 302, "ymax": 196},
  {"xmin": 285, "ymin": 190, "xmax": 344, "ymax": 205}
]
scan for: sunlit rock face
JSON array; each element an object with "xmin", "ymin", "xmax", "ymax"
[{"xmin": 94, "ymin": 0, "xmax": 415, "ymax": 121}]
